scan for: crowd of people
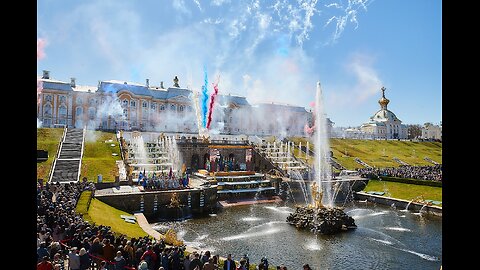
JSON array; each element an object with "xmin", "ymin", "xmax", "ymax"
[
  {"xmin": 37, "ymin": 181, "xmax": 309, "ymax": 270},
  {"xmin": 356, "ymin": 164, "xmax": 442, "ymax": 181},
  {"xmin": 137, "ymin": 168, "xmax": 190, "ymax": 191}
]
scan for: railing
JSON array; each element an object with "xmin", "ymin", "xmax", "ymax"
[
  {"xmin": 76, "ymin": 126, "xmax": 86, "ymax": 183},
  {"xmin": 250, "ymin": 146, "xmax": 286, "ymax": 177}
]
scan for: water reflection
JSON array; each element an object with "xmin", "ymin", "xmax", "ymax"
[{"xmin": 151, "ymin": 203, "xmax": 442, "ymax": 270}]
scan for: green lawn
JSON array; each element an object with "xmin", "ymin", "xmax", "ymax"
[
  {"xmin": 289, "ymin": 137, "xmax": 442, "ymax": 170},
  {"xmin": 76, "ymin": 191, "xmax": 148, "ymax": 239},
  {"xmin": 363, "ymin": 179, "xmax": 442, "ymax": 204},
  {"xmin": 37, "ymin": 128, "xmax": 65, "ymax": 182},
  {"xmin": 81, "ymin": 131, "xmax": 121, "ymax": 182}
]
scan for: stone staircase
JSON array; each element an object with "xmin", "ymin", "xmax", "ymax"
[
  {"xmin": 354, "ymin": 157, "xmax": 372, "ymax": 168},
  {"xmin": 296, "ymin": 144, "xmax": 346, "ymax": 170},
  {"xmin": 49, "ymin": 128, "xmax": 85, "ymax": 183},
  {"xmin": 393, "ymin": 157, "xmax": 409, "ymax": 166}
]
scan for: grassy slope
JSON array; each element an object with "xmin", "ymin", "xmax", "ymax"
[
  {"xmin": 37, "ymin": 128, "xmax": 65, "ymax": 181},
  {"xmin": 76, "ymin": 191, "xmax": 148, "ymax": 239},
  {"xmin": 364, "ymin": 180, "xmax": 442, "ymax": 203},
  {"xmin": 81, "ymin": 131, "xmax": 121, "ymax": 182},
  {"xmin": 289, "ymin": 137, "xmax": 442, "ymax": 170}
]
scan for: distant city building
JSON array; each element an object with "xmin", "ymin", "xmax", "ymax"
[
  {"xmin": 357, "ymin": 87, "xmax": 408, "ymax": 139},
  {"xmin": 37, "ymin": 71, "xmax": 315, "ymax": 137},
  {"xmin": 421, "ymin": 123, "xmax": 442, "ymax": 141}
]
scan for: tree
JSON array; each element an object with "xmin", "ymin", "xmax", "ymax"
[{"xmin": 407, "ymin": 124, "xmax": 422, "ymax": 139}]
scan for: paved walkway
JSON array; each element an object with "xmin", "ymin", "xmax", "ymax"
[{"xmin": 134, "ymin": 213, "xmax": 164, "ymax": 240}]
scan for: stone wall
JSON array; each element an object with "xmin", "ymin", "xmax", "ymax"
[
  {"xmin": 177, "ymin": 143, "xmax": 275, "ymax": 173},
  {"xmin": 354, "ymin": 192, "xmax": 442, "ymax": 216},
  {"xmin": 95, "ymin": 187, "xmax": 218, "ymax": 220}
]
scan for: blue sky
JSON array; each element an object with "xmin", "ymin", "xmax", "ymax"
[{"xmin": 37, "ymin": 0, "xmax": 441, "ymax": 127}]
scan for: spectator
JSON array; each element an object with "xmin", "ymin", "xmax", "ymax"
[
  {"xmin": 52, "ymin": 253, "xmax": 64, "ymax": 270},
  {"xmin": 237, "ymin": 259, "xmax": 247, "ymax": 270},
  {"xmin": 303, "ymin": 264, "xmax": 312, "ymax": 270},
  {"xmin": 189, "ymin": 252, "xmax": 203, "ymax": 270},
  {"xmin": 68, "ymin": 247, "xmax": 81, "ymax": 270},
  {"xmin": 79, "ymin": 248, "xmax": 90, "ymax": 270},
  {"xmin": 114, "ymin": 250, "xmax": 127, "ymax": 270},
  {"xmin": 37, "ymin": 256, "xmax": 54, "ymax": 270},
  {"xmin": 223, "ymin": 254, "xmax": 236, "ymax": 270},
  {"xmin": 202, "ymin": 257, "xmax": 216, "ymax": 270}
]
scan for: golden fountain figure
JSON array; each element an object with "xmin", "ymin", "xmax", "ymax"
[
  {"xmin": 164, "ymin": 228, "xmax": 184, "ymax": 246},
  {"xmin": 311, "ymin": 181, "xmax": 324, "ymax": 209},
  {"xmin": 168, "ymin": 192, "xmax": 181, "ymax": 208}
]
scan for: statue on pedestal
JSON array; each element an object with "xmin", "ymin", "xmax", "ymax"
[
  {"xmin": 168, "ymin": 192, "xmax": 181, "ymax": 208},
  {"xmin": 311, "ymin": 181, "xmax": 324, "ymax": 209}
]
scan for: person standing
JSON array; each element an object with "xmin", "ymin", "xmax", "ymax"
[
  {"xmin": 223, "ymin": 254, "xmax": 236, "ymax": 270},
  {"xmin": 37, "ymin": 256, "xmax": 54, "ymax": 270},
  {"xmin": 68, "ymin": 247, "xmax": 81, "ymax": 270}
]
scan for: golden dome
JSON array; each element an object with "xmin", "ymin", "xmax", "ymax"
[{"xmin": 378, "ymin": 87, "xmax": 390, "ymax": 109}]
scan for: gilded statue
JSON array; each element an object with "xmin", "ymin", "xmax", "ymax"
[{"xmin": 311, "ymin": 182, "xmax": 324, "ymax": 209}]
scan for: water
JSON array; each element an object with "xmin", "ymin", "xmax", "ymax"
[
  {"xmin": 314, "ymin": 82, "xmax": 334, "ymax": 206},
  {"xmin": 153, "ymin": 203, "xmax": 442, "ymax": 270}
]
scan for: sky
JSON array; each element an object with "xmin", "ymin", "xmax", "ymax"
[{"xmin": 37, "ymin": 0, "xmax": 441, "ymax": 127}]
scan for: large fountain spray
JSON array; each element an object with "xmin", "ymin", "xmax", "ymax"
[
  {"xmin": 314, "ymin": 81, "xmax": 333, "ymax": 207},
  {"xmin": 286, "ymin": 82, "xmax": 356, "ymax": 234}
]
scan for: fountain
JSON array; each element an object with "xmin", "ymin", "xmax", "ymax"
[{"xmin": 286, "ymin": 82, "xmax": 356, "ymax": 234}]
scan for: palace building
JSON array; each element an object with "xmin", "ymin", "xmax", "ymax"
[
  {"xmin": 37, "ymin": 71, "xmax": 315, "ymax": 137},
  {"xmin": 358, "ymin": 87, "xmax": 408, "ymax": 139}
]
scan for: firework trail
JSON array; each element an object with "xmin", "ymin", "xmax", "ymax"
[
  {"xmin": 201, "ymin": 66, "xmax": 209, "ymax": 128},
  {"xmin": 206, "ymin": 76, "xmax": 220, "ymax": 129}
]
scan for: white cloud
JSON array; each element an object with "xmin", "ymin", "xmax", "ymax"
[
  {"xmin": 211, "ymin": 0, "xmax": 230, "ymax": 6},
  {"xmin": 173, "ymin": 0, "xmax": 190, "ymax": 14},
  {"xmin": 325, "ymin": 53, "xmax": 383, "ymax": 108}
]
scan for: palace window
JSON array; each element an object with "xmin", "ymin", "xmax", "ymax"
[
  {"xmin": 130, "ymin": 100, "xmax": 136, "ymax": 107},
  {"xmin": 75, "ymin": 107, "xmax": 83, "ymax": 117},
  {"xmin": 88, "ymin": 107, "xmax": 96, "ymax": 119},
  {"xmin": 59, "ymin": 96, "xmax": 66, "ymax": 104},
  {"xmin": 123, "ymin": 109, "xmax": 128, "ymax": 117},
  {"xmin": 170, "ymin": 104, "xmax": 176, "ymax": 111},
  {"xmin": 179, "ymin": 105, "xmax": 184, "ymax": 112},
  {"xmin": 160, "ymin": 104, "xmax": 165, "ymax": 111},
  {"xmin": 89, "ymin": 98, "xmax": 96, "ymax": 106},
  {"xmin": 142, "ymin": 101, "xmax": 148, "ymax": 108},
  {"xmin": 151, "ymin": 103, "xmax": 156, "ymax": 110},
  {"xmin": 122, "ymin": 99, "xmax": 128, "ymax": 107},
  {"xmin": 76, "ymin": 97, "xmax": 82, "ymax": 105},
  {"xmin": 59, "ymin": 106, "xmax": 67, "ymax": 117},
  {"xmin": 43, "ymin": 104, "xmax": 52, "ymax": 116},
  {"xmin": 45, "ymin": 95, "xmax": 52, "ymax": 102}
]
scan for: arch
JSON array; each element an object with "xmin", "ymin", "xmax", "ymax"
[
  {"xmin": 43, "ymin": 103, "xmax": 52, "ymax": 116},
  {"xmin": 191, "ymin": 154, "xmax": 200, "ymax": 170},
  {"xmin": 88, "ymin": 107, "xmax": 96, "ymax": 119},
  {"xmin": 75, "ymin": 106, "xmax": 83, "ymax": 116},
  {"xmin": 58, "ymin": 105, "xmax": 67, "ymax": 117},
  {"xmin": 203, "ymin": 153, "xmax": 210, "ymax": 169}
]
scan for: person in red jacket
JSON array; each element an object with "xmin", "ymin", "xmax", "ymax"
[
  {"xmin": 140, "ymin": 245, "xmax": 157, "ymax": 269},
  {"xmin": 37, "ymin": 256, "xmax": 54, "ymax": 270}
]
